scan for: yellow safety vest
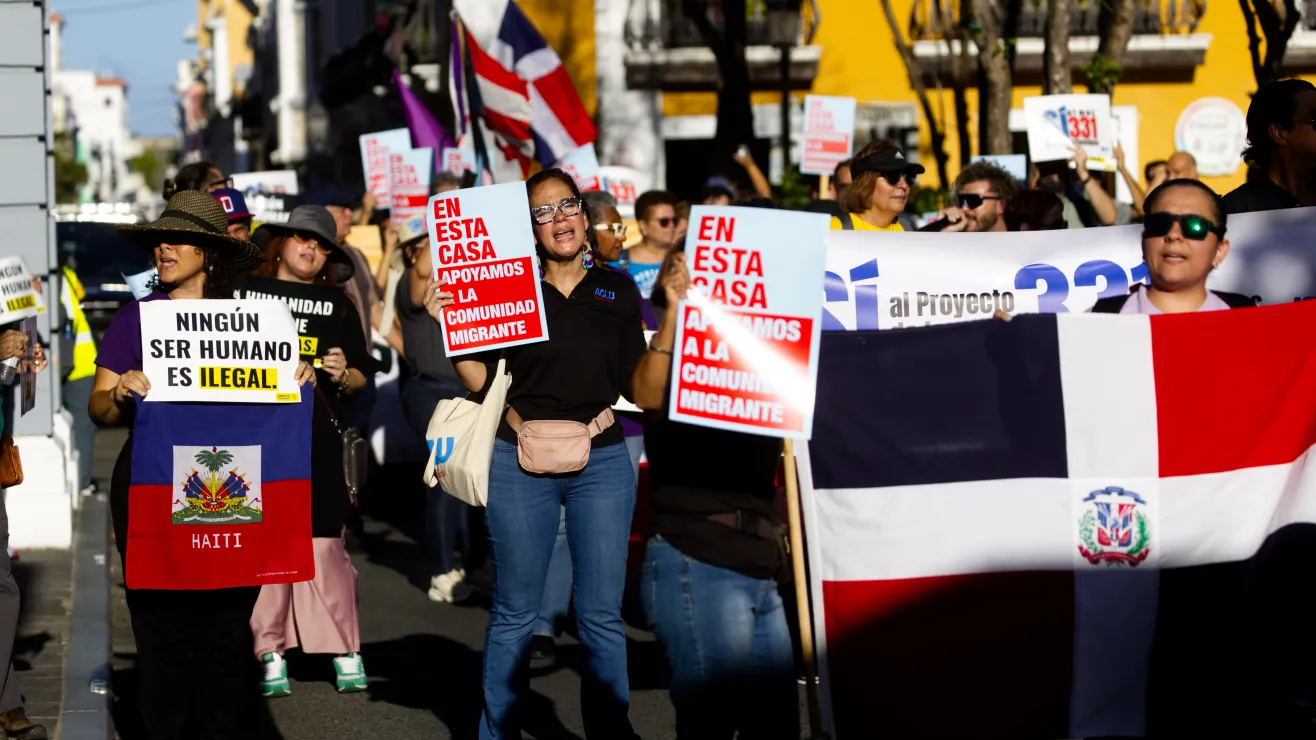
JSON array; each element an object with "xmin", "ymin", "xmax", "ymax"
[{"xmin": 61, "ymin": 267, "xmax": 97, "ymax": 382}]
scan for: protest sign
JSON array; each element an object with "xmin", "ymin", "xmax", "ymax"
[
  {"xmin": 442, "ymin": 147, "xmax": 476, "ymax": 176},
  {"xmin": 238, "ymin": 276, "xmax": 342, "ymax": 366},
  {"xmin": 555, "ymin": 144, "xmax": 602, "ymax": 191},
  {"xmin": 669, "ymin": 206, "xmax": 830, "ymax": 439},
  {"xmin": 819, "ymin": 207, "xmax": 1316, "ymax": 332},
  {"xmin": 140, "ymin": 299, "xmax": 303, "ymax": 403},
  {"xmin": 19, "ymin": 316, "xmax": 35, "ymax": 416},
  {"xmin": 359, "ymin": 128, "xmax": 412, "ymax": 206},
  {"xmin": 389, "ymin": 147, "xmax": 434, "ymax": 230},
  {"xmin": 428, "ymin": 182, "xmax": 549, "ymax": 356},
  {"xmin": 231, "ymin": 170, "xmax": 299, "ymax": 195},
  {"xmin": 123, "ymin": 268, "xmax": 157, "ymax": 300},
  {"xmin": 599, "ymin": 166, "xmax": 650, "ymax": 219},
  {"xmin": 801, "ymin": 95, "xmax": 857, "ymax": 176},
  {"xmin": 0, "ymin": 257, "xmax": 44, "ymax": 325},
  {"xmin": 1023, "ymin": 93, "xmax": 1116, "ymax": 172}
]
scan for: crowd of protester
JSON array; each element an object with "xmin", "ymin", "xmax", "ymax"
[{"xmin": 0, "ymin": 75, "xmax": 1304, "ymax": 740}]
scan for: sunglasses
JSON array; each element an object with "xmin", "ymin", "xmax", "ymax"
[
  {"xmin": 1142, "ymin": 212, "xmax": 1223, "ymax": 241},
  {"xmin": 877, "ymin": 171, "xmax": 917, "ymax": 186},
  {"xmin": 207, "ymin": 176, "xmax": 235, "ymax": 190},
  {"xmin": 650, "ymin": 217, "xmax": 675, "ymax": 228},
  {"xmin": 957, "ymin": 193, "xmax": 1002, "ymax": 209},
  {"xmin": 290, "ymin": 230, "xmax": 334, "ymax": 254},
  {"xmin": 598, "ymin": 223, "xmax": 628, "ymax": 239},
  {"xmin": 531, "ymin": 197, "xmax": 584, "ymax": 224}
]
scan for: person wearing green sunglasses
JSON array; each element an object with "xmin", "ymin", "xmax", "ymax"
[{"xmin": 1092, "ymin": 179, "xmax": 1254, "ymax": 315}]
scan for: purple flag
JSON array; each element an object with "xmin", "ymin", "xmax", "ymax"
[{"xmin": 393, "ymin": 69, "xmax": 455, "ymax": 168}]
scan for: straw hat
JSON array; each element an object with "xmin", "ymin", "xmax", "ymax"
[{"xmin": 117, "ymin": 190, "xmax": 264, "ymax": 271}]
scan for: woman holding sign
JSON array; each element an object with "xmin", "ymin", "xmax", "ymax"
[
  {"xmin": 90, "ymin": 191, "xmax": 317, "ymax": 740},
  {"xmin": 424, "ymin": 169, "xmax": 646, "ymax": 740},
  {"xmin": 247, "ymin": 205, "xmax": 372, "ymax": 696}
]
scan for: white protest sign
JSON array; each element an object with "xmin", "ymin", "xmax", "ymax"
[
  {"xmin": 818, "ymin": 207, "xmax": 1316, "ymax": 333},
  {"xmin": 359, "ymin": 128, "xmax": 412, "ymax": 206},
  {"xmin": 1023, "ymin": 94, "xmax": 1116, "ymax": 172},
  {"xmin": 389, "ymin": 147, "xmax": 434, "ymax": 230},
  {"xmin": 140, "ymin": 299, "xmax": 303, "ymax": 403},
  {"xmin": 801, "ymin": 95, "xmax": 857, "ymax": 176},
  {"xmin": 555, "ymin": 144, "xmax": 601, "ymax": 191},
  {"xmin": 0, "ymin": 257, "xmax": 44, "ymax": 325},
  {"xmin": 231, "ymin": 170, "xmax": 299, "ymax": 195},
  {"xmin": 599, "ymin": 166, "xmax": 650, "ymax": 219},
  {"xmin": 670, "ymin": 206, "xmax": 830, "ymax": 439},
  {"xmin": 442, "ymin": 147, "xmax": 476, "ymax": 176},
  {"xmin": 428, "ymin": 182, "xmax": 549, "ymax": 356},
  {"xmin": 123, "ymin": 268, "xmax": 157, "ymax": 300}
]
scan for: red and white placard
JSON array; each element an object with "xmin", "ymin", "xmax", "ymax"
[
  {"xmin": 555, "ymin": 144, "xmax": 601, "ymax": 191},
  {"xmin": 442, "ymin": 147, "xmax": 476, "ymax": 176},
  {"xmin": 801, "ymin": 95, "xmax": 856, "ymax": 176},
  {"xmin": 389, "ymin": 148, "xmax": 433, "ymax": 230},
  {"xmin": 359, "ymin": 128, "xmax": 412, "ymax": 205},
  {"xmin": 669, "ymin": 206, "xmax": 830, "ymax": 439},
  {"xmin": 429, "ymin": 182, "xmax": 549, "ymax": 356}
]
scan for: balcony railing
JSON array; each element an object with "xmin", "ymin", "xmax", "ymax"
[
  {"xmin": 908, "ymin": 0, "xmax": 1206, "ymax": 41},
  {"xmin": 629, "ymin": 0, "xmax": 820, "ymax": 49}
]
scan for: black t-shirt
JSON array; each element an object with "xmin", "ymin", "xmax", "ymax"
[
  {"xmin": 487, "ymin": 266, "xmax": 646, "ymax": 448},
  {"xmin": 644, "ymin": 409, "xmax": 784, "ymax": 580},
  {"xmin": 309, "ymin": 298, "xmax": 369, "ymax": 537},
  {"xmin": 1222, "ymin": 172, "xmax": 1301, "ymax": 215}
]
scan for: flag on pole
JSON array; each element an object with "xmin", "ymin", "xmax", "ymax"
[
  {"xmin": 126, "ymin": 392, "xmax": 315, "ymax": 590},
  {"xmin": 453, "ymin": 0, "xmax": 597, "ymax": 174},
  {"xmin": 801, "ymin": 303, "xmax": 1316, "ymax": 739},
  {"xmin": 392, "ymin": 68, "xmax": 454, "ymax": 163}
]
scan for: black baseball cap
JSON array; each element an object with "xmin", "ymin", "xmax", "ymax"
[{"xmin": 851, "ymin": 147, "xmax": 926, "ymax": 177}]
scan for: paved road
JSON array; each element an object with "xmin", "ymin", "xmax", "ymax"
[{"xmin": 99, "ymin": 429, "xmax": 685, "ymax": 739}]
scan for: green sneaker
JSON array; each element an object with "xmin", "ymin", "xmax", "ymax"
[
  {"xmin": 334, "ymin": 652, "xmax": 367, "ymax": 693},
  {"xmin": 260, "ymin": 652, "xmax": 291, "ymax": 698}
]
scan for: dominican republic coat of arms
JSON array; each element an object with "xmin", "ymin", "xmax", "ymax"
[
  {"xmin": 1077, "ymin": 486, "xmax": 1150, "ymax": 567},
  {"xmin": 173, "ymin": 446, "xmax": 262, "ymax": 524}
]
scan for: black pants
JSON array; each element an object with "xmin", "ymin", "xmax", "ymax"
[{"xmin": 124, "ymin": 584, "xmax": 261, "ymax": 740}]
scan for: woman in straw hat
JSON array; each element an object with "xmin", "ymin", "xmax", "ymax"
[
  {"xmin": 87, "ymin": 191, "xmax": 317, "ymax": 740},
  {"xmin": 245, "ymin": 205, "xmax": 371, "ymax": 697}
]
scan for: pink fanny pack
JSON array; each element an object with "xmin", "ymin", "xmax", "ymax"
[{"xmin": 506, "ymin": 407, "xmax": 615, "ymax": 475}]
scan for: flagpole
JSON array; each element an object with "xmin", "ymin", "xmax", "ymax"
[{"xmin": 784, "ymin": 438, "xmax": 828, "ymax": 739}]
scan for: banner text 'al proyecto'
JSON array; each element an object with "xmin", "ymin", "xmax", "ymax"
[
  {"xmin": 670, "ymin": 206, "xmax": 829, "ymax": 439},
  {"xmin": 429, "ymin": 182, "xmax": 549, "ymax": 356},
  {"xmin": 140, "ymin": 299, "xmax": 303, "ymax": 403}
]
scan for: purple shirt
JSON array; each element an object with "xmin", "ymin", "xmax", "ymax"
[
  {"xmin": 1119, "ymin": 287, "xmax": 1230, "ymax": 315},
  {"xmin": 96, "ymin": 292, "xmax": 171, "ymax": 376}
]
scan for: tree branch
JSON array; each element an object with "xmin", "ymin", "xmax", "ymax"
[
  {"xmin": 1239, "ymin": 0, "xmax": 1267, "ymax": 86},
  {"xmin": 880, "ymin": 0, "xmax": 951, "ymax": 185}
]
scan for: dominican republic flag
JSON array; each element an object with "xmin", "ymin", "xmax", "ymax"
[
  {"xmin": 126, "ymin": 392, "xmax": 315, "ymax": 590},
  {"xmin": 800, "ymin": 303, "xmax": 1316, "ymax": 739},
  {"xmin": 453, "ymin": 0, "xmax": 596, "ymax": 173}
]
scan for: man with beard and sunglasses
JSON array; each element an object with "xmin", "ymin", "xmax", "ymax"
[
  {"xmin": 940, "ymin": 161, "xmax": 1019, "ymax": 233},
  {"xmin": 831, "ymin": 140, "xmax": 923, "ymax": 231}
]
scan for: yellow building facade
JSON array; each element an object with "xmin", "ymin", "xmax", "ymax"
[{"xmin": 523, "ymin": 0, "xmax": 1316, "ymax": 194}]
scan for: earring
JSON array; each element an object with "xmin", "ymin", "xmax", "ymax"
[
  {"xmin": 536, "ymin": 254, "xmax": 545, "ymax": 280},
  {"xmin": 581, "ymin": 242, "xmax": 594, "ymax": 270}
]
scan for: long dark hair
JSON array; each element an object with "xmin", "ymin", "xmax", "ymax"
[
  {"xmin": 526, "ymin": 168, "xmax": 601, "ymax": 267},
  {"xmin": 163, "ymin": 161, "xmax": 220, "ymax": 199},
  {"xmin": 148, "ymin": 244, "xmax": 241, "ymax": 299},
  {"xmin": 1242, "ymin": 79, "xmax": 1316, "ymax": 168},
  {"xmin": 253, "ymin": 234, "xmax": 338, "ymax": 285}
]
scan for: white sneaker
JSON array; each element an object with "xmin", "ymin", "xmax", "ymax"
[{"xmin": 427, "ymin": 569, "xmax": 465, "ymax": 603}]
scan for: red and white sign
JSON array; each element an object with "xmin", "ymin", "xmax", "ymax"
[
  {"xmin": 801, "ymin": 95, "xmax": 857, "ymax": 176},
  {"xmin": 429, "ymin": 182, "xmax": 550, "ymax": 356},
  {"xmin": 555, "ymin": 144, "xmax": 601, "ymax": 191},
  {"xmin": 442, "ymin": 147, "xmax": 476, "ymax": 176},
  {"xmin": 359, "ymin": 128, "xmax": 411, "ymax": 205},
  {"xmin": 389, "ymin": 147, "xmax": 433, "ymax": 231},
  {"xmin": 669, "ymin": 206, "xmax": 830, "ymax": 439}
]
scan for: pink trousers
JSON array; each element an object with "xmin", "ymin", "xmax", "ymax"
[{"xmin": 251, "ymin": 536, "xmax": 360, "ymax": 657}]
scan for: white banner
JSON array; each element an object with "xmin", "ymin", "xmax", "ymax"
[
  {"xmin": 141, "ymin": 299, "xmax": 302, "ymax": 403},
  {"xmin": 820, "ymin": 207, "xmax": 1316, "ymax": 331}
]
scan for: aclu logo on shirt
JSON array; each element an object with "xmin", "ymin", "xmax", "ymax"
[
  {"xmin": 594, "ymin": 288, "xmax": 616, "ymax": 303},
  {"xmin": 173, "ymin": 445, "xmax": 262, "ymax": 525}
]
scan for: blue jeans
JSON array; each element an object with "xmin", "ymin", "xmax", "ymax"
[
  {"xmin": 401, "ymin": 376, "xmax": 472, "ymax": 576},
  {"xmin": 481, "ymin": 439, "xmax": 638, "ymax": 740},
  {"xmin": 642, "ymin": 536, "xmax": 799, "ymax": 739},
  {"xmin": 534, "ymin": 435, "xmax": 644, "ymax": 638}
]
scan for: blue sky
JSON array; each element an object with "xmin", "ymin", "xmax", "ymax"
[{"xmin": 58, "ymin": 0, "xmax": 196, "ymax": 137}]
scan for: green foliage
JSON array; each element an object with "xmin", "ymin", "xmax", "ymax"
[
  {"xmin": 1079, "ymin": 510, "xmax": 1097, "ymax": 551},
  {"xmin": 128, "ymin": 148, "xmax": 172, "ymax": 190},
  {"xmin": 53, "ymin": 132, "xmax": 87, "ymax": 204},
  {"xmin": 908, "ymin": 185, "xmax": 946, "ymax": 215},
  {"xmin": 1083, "ymin": 53, "xmax": 1124, "ymax": 94},
  {"xmin": 778, "ymin": 168, "xmax": 813, "ymax": 211}
]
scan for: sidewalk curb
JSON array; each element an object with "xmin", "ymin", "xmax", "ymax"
[{"xmin": 59, "ymin": 491, "xmax": 111, "ymax": 739}]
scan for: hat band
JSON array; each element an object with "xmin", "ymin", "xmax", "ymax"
[{"xmin": 161, "ymin": 209, "xmax": 225, "ymax": 235}]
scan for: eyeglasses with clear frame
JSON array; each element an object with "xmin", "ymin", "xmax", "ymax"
[
  {"xmin": 598, "ymin": 223, "xmax": 628, "ymax": 239},
  {"xmin": 531, "ymin": 198, "xmax": 585, "ymax": 224}
]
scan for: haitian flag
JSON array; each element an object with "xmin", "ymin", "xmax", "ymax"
[
  {"xmin": 126, "ymin": 391, "xmax": 315, "ymax": 590},
  {"xmin": 800, "ymin": 302, "xmax": 1316, "ymax": 739}
]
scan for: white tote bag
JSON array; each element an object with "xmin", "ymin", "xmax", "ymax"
[{"xmin": 422, "ymin": 357, "xmax": 510, "ymax": 507}]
